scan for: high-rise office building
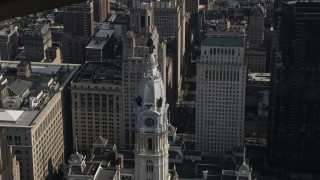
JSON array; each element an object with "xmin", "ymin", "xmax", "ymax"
[
  {"xmin": 85, "ymin": 29, "xmax": 115, "ymax": 62},
  {"xmin": 62, "ymin": 1, "xmax": 94, "ymax": 37},
  {"xmin": 122, "ymin": 1, "xmax": 166, "ymax": 149},
  {"xmin": 0, "ymin": 27, "xmax": 19, "ymax": 60},
  {"xmin": 185, "ymin": 0, "xmax": 199, "ymax": 30},
  {"xmin": 0, "ymin": 61, "xmax": 80, "ymax": 180},
  {"xmin": 70, "ymin": 61, "xmax": 122, "ymax": 155},
  {"xmin": 0, "ymin": 129, "xmax": 20, "ymax": 180},
  {"xmin": 267, "ymin": 1, "xmax": 320, "ymax": 178},
  {"xmin": 61, "ymin": 1, "xmax": 94, "ymax": 64},
  {"xmin": 61, "ymin": 34, "xmax": 91, "ymax": 64},
  {"xmin": 196, "ymin": 33, "xmax": 246, "ymax": 154},
  {"xmin": 153, "ymin": 0, "xmax": 185, "ymax": 98},
  {"xmin": 248, "ymin": 4, "xmax": 266, "ymax": 46},
  {"xmin": 93, "ymin": 0, "xmax": 109, "ymax": 22},
  {"xmin": 24, "ymin": 23, "xmax": 52, "ymax": 61}
]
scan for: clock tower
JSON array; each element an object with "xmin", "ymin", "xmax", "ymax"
[{"xmin": 134, "ymin": 52, "xmax": 171, "ymax": 180}]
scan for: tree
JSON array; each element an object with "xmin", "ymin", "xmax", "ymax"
[{"xmin": 51, "ymin": 164, "xmax": 68, "ymax": 180}]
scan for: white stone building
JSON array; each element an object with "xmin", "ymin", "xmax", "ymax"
[
  {"xmin": 134, "ymin": 53, "xmax": 172, "ymax": 180},
  {"xmin": 0, "ymin": 61, "xmax": 80, "ymax": 180},
  {"xmin": 196, "ymin": 33, "xmax": 246, "ymax": 154}
]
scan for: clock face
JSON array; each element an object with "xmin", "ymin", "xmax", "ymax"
[{"xmin": 144, "ymin": 118, "xmax": 155, "ymax": 127}]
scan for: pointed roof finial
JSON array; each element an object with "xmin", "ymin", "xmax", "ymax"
[
  {"xmin": 243, "ymin": 145, "xmax": 246, "ymax": 164},
  {"xmin": 75, "ymin": 137, "xmax": 78, "ymax": 154}
]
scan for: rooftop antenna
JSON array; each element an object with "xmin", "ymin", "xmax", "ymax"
[
  {"xmin": 75, "ymin": 137, "xmax": 78, "ymax": 154},
  {"xmin": 243, "ymin": 145, "xmax": 246, "ymax": 164}
]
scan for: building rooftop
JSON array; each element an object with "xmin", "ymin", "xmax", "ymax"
[
  {"xmin": 8, "ymin": 79, "xmax": 32, "ymax": 96},
  {"xmin": 114, "ymin": 15, "xmax": 129, "ymax": 24},
  {"xmin": 248, "ymin": 73, "xmax": 270, "ymax": 82},
  {"xmin": 72, "ymin": 61, "xmax": 121, "ymax": 85},
  {"xmin": 0, "ymin": 27, "xmax": 15, "ymax": 36},
  {"xmin": 0, "ymin": 109, "xmax": 24, "ymax": 122},
  {"xmin": 0, "ymin": 61, "xmax": 80, "ymax": 127},
  {"xmin": 95, "ymin": 168, "xmax": 117, "ymax": 180},
  {"xmin": 86, "ymin": 39, "xmax": 108, "ymax": 49},
  {"xmin": 96, "ymin": 29, "xmax": 114, "ymax": 38},
  {"xmin": 70, "ymin": 162, "xmax": 100, "ymax": 176},
  {"xmin": 201, "ymin": 37, "xmax": 244, "ymax": 47},
  {"xmin": 24, "ymin": 23, "xmax": 50, "ymax": 37},
  {"xmin": 86, "ymin": 30, "xmax": 114, "ymax": 49}
]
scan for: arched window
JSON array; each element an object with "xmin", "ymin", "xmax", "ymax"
[
  {"xmin": 148, "ymin": 138, "xmax": 152, "ymax": 150},
  {"xmin": 146, "ymin": 160, "xmax": 153, "ymax": 173}
]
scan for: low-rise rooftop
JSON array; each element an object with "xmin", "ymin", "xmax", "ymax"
[
  {"xmin": 0, "ymin": 61, "xmax": 80, "ymax": 127},
  {"xmin": 248, "ymin": 73, "xmax": 270, "ymax": 82},
  {"xmin": 72, "ymin": 61, "xmax": 121, "ymax": 85},
  {"xmin": 202, "ymin": 37, "xmax": 244, "ymax": 47}
]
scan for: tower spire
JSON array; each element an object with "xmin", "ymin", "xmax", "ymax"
[{"xmin": 243, "ymin": 145, "xmax": 246, "ymax": 164}]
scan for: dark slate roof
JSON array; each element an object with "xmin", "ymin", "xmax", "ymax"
[
  {"xmin": 8, "ymin": 79, "xmax": 32, "ymax": 96},
  {"xmin": 201, "ymin": 37, "xmax": 244, "ymax": 47},
  {"xmin": 93, "ymin": 136, "xmax": 108, "ymax": 145}
]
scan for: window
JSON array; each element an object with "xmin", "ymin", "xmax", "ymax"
[
  {"xmin": 146, "ymin": 160, "xmax": 154, "ymax": 173},
  {"xmin": 148, "ymin": 138, "xmax": 153, "ymax": 150}
]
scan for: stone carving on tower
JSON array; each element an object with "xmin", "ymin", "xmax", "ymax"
[{"xmin": 134, "ymin": 43, "xmax": 171, "ymax": 179}]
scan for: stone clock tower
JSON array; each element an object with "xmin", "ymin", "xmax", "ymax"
[{"xmin": 134, "ymin": 52, "xmax": 171, "ymax": 180}]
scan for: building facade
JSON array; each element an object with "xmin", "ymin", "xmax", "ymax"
[
  {"xmin": 0, "ymin": 61, "xmax": 80, "ymax": 180},
  {"xmin": 248, "ymin": 4, "xmax": 266, "ymax": 46},
  {"xmin": 196, "ymin": 33, "xmax": 246, "ymax": 154},
  {"xmin": 0, "ymin": 27, "xmax": 19, "ymax": 60},
  {"xmin": 70, "ymin": 61, "xmax": 122, "ymax": 155},
  {"xmin": 61, "ymin": 34, "xmax": 91, "ymax": 64},
  {"xmin": 267, "ymin": 1, "xmax": 320, "ymax": 178},
  {"xmin": 23, "ymin": 24, "xmax": 52, "ymax": 62},
  {"xmin": 0, "ymin": 129, "xmax": 20, "ymax": 180},
  {"xmin": 134, "ymin": 53, "xmax": 171, "ymax": 180},
  {"xmin": 62, "ymin": 1, "xmax": 94, "ymax": 37},
  {"xmin": 61, "ymin": 1, "xmax": 94, "ymax": 64},
  {"xmin": 93, "ymin": 0, "xmax": 109, "ymax": 22},
  {"xmin": 153, "ymin": 0, "xmax": 185, "ymax": 98},
  {"xmin": 245, "ymin": 47, "xmax": 267, "ymax": 73}
]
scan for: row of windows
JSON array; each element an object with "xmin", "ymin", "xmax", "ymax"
[{"xmin": 203, "ymin": 47, "xmax": 239, "ymax": 56}]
